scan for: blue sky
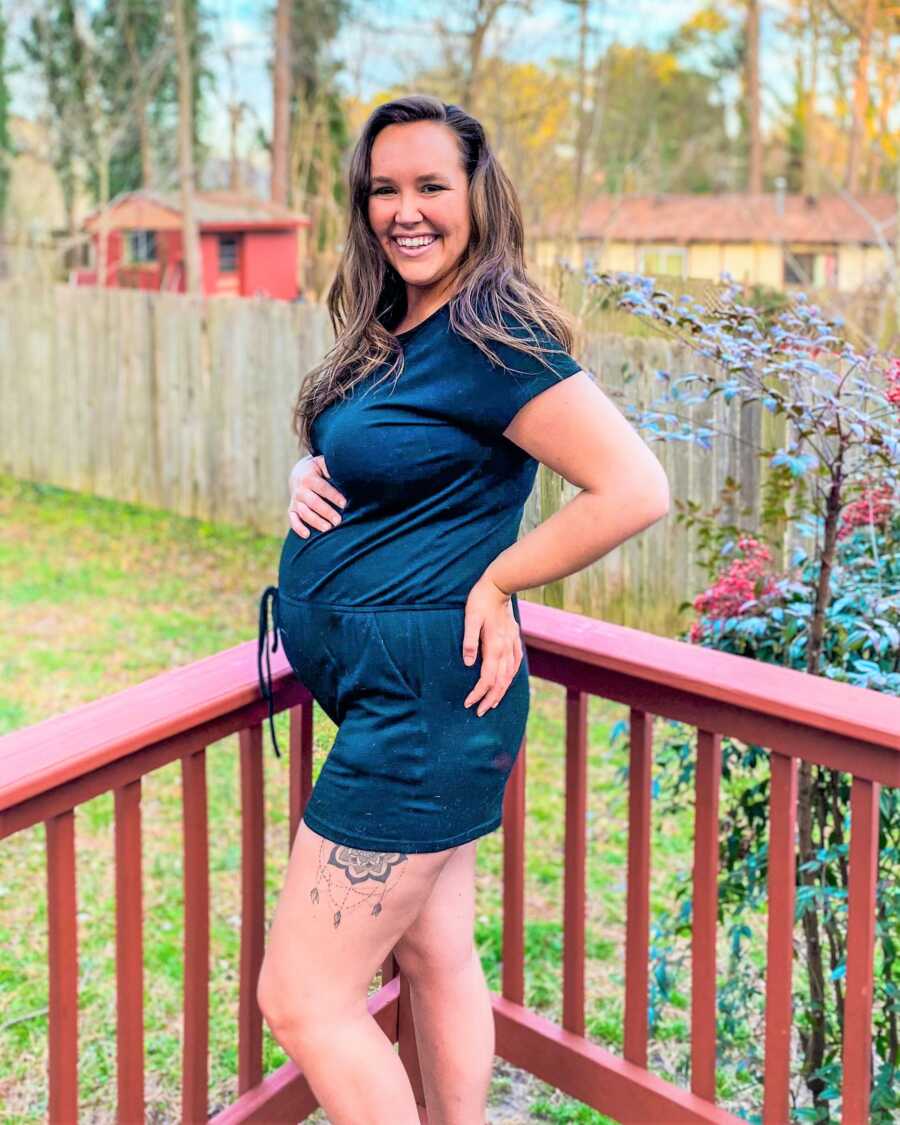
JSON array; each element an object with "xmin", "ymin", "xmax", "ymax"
[
  {"xmin": 206, "ymin": 0, "xmax": 793, "ymax": 155},
  {"xmin": 210, "ymin": 0, "xmax": 716, "ymax": 142},
  {"xmin": 9, "ymin": 0, "xmax": 793, "ymax": 159}
]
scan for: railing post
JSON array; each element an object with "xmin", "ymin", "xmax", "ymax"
[
  {"xmin": 46, "ymin": 809, "xmax": 79, "ymax": 1125},
  {"xmin": 691, "ymin": 729, "xmax": 722, "ymax": 1101},
  {"xmin": 289, "ymin": 701, "xmax": 315, "ymax": 849},
  {"xmin": 238, "ymin": 725, "xmax": 265, "ymax": 1094},
  {"xmin": 114, "ymin": 778, "xmax": 145, "ymax": 1123},
  {"xmin": 181, "ymin": 748, "xmax": 210, "ymax": 1124},
  {"xmin": 624, "ymin": 708, "xmax": 653, "ymax": 1067},
  {"xmin": 502, "ymin": 734, "xmax": 527, "ymax": 1005},
  {"xmin": 763, "ymin": 752, "xmax": 798, "ymax": 1124},
  {"xmin": 841, "ymin": 776, "xmax": 880, "ymax": 1124},
  {"xmin": 563, "ymin": 688, "xmax": 589, "ymax": 1036}
]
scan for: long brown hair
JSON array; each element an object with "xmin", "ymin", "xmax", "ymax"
[{"xmin": 292, "ymin": 93, "xmax": 577, "ymax": 452}]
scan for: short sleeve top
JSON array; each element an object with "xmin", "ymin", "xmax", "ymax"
[{"xmin": 277, "ymin": 301, "xmax": 583, "ymax": 606}]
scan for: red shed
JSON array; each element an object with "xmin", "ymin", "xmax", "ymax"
[{"xmin": 79, "ymin": 190, "xmax": 311, "ymax": 300}]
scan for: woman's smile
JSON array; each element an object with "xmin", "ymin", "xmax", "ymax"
[{"xmin": 392, "ymin": 234, "xmax": 441, "ymax": 258}]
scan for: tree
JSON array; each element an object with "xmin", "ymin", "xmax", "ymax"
[
  {"xmin": 271, "ymin": 0, "xmax": 291, "ymax": 203},
  {"xmin": 817, "ymin": 0, "xmax": 899, "ymax": 195},
  {"xmin": 173, "ymin": 0, "xmax": 201, "ymax": 294},
  {"xmin": 803, "ymin": 0, "xmax": 823, "ymax": 196},
  {"xmin": 586, "ymin": 42, "xmax": 729, "ymax": 193},
  {"xmin": 845, "ymin": 0, "xmax": 878, "ymax": 193},
  {"xmin": 773, "ymin": 0, "xmax": 826, "ymax": 195},
  {"xmin": 428, "ymin": 0, "xmax": 534, "ymax": 115},
  {"xmin": 92, "ymin": 0, "xmax": 212, "ymax": 197},
  {"xmin": 665, "ymin": 5, "xmax": 743, "ymax": 189},
  {"xmin": 0, "ymin": 11, "xmax": 11, "ymax": 232},
  {"xmin": 91, "ymin": 0, "xmax": 172, "ymax": 193},
  {"xmin": 20, "ymin": 1, "xmax": 90, "ymax": 234},
  {"xmin": 561, "ymin": 0, "xmax": 599, "ymax": 240},
  {"xmin": 745, "ymin": 0, "xmax": 762, "ymax": 192},
  {"xmin": 283, "ymin": 0, "xmax": 352, "ymax": 291}
]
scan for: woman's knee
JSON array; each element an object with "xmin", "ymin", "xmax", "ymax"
[{"xmin": 257, "ymin": 958, "xmax": 365, "ymax": 1043}]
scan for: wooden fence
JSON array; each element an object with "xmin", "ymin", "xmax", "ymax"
[{"xmin": 1, "ymin": 281, "xmax": 785, "ymax": 633}]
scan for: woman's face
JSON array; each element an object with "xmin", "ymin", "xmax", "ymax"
[{"xmin": 367, "ymin": 120, "xmax": 471, "ymax": 296}]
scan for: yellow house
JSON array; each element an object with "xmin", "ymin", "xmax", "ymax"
[{"xmin": 533, "ymin": 191, "xmax": 897, "ymax": 293}]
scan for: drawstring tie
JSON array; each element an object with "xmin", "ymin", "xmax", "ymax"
[{"xmin": 257, "ymin": 585, "xmax": 282, "ymax": 759}]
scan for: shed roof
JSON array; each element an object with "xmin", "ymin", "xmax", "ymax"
[
  {"xmin": 536, "ymin": 192, "xmax": 897, "ymax": 246},
  {"xmin": 84, "ymin": 189, "xmax": 310, "ymax": 233}
]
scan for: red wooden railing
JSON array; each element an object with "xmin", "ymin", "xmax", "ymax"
[{"xmin": 1, "ymin": 602, "xmax": 898, "ymax": 1123}]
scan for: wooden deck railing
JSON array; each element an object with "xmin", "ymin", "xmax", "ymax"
[{"xmin": 1, "ymin": 601, "xmax": 898, "ymax": 1123}]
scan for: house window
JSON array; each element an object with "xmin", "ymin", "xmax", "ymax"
[
  {"xmin": 783, "ymin": 251, "xmax": 816, "ymax": 286},
  {"xmin": 639, "ymin": 245, "xmax": 686, "ymax": 278},
  {"xmin": 125, "ymin": 230, "xmax": 157, "ymax": 264},
  {"xmin": 218, "ymin": 235, "xmax": 239, "ymax": 273}
]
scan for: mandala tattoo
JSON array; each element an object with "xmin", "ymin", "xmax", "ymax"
[{"xmin": 309, "ymin": 841, "xmax": 409, "ymax": 929}]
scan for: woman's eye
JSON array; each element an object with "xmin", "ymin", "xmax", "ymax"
[{"xmin": 371, "ymin": 185, "xmax": 444, "ymax": 195}]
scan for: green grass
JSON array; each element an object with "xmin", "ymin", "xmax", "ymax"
[{"xmin": 0, "ymin": 472, "xmax": 701, "ymax": 1123}]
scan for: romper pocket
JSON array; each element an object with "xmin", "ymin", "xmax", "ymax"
[{"xmin": 366, "ymin": 611, "xmax": 424, "ymax": 699}]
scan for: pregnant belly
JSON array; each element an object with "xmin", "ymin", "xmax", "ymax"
[
  {"xmin": 278, "ymin": 517, "xmax": 451, "ymax": 605},
  {"xmin": 276, "ymin": 510, "xmax": 519, "ymax": 608}
]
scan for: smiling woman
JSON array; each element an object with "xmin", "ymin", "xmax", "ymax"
[{"xmin": 256, "ymin": 93, "xmax": 669, "ymax": 1125}]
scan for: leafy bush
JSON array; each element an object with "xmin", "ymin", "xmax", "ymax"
[
  {"xmin": 643, "ymin": 513, "xmax": 900, "ymax": 1121},
  {"xmin": 573, "ymin": 265, "xmax": 899, "ymax": 1120}
]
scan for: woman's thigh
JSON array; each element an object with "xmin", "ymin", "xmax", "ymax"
[
  {"xmin": 392, "ymin": 841, "xmax": 477, "ymax": 982},
  {"xmin": 258, "ymin": 817, "xmax": 459, "ymax": 1030}
]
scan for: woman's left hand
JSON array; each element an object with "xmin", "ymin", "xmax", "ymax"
[{"xmin": 462, "ymin": 574, "xmax": 524, "ymax": 716}]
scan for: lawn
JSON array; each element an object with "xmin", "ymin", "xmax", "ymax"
[{"xmin": 0, "ymin": 472, "xmax": 699, "ymax": 1123}]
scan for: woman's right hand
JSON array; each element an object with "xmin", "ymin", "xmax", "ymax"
[{"xmin": 288, "ymin": 455, "xmax": 347, "ymax": 538}]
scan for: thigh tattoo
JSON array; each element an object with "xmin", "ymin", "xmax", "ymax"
[{"xmin": 310, "ymin": 840, "xmax": 409, "ymax": 929}]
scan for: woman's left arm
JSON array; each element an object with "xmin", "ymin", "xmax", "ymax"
[
  {"xmin": 485, "ymin": 368, "xmax": 671, "ymax": 596},
  {"xmin": 461, "ymin": 370, "xmax": 670, "ymax": 716}
]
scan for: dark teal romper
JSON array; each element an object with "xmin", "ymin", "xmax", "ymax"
[{"xmin": 257, "ymin": 301, "xmax": 582, "ymax": 853}]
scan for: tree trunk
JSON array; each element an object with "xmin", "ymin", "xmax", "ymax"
[
  {"xmin": 139, "ymin": 98, "xmax": 155, "ymax": 190},
  {"xmin": 797, "ymin": 759, "xmax": 827, "ymax": 1102},
  {"xmin": 802, "ymin": 0, "xmax": 820, "ymax": 197},
  {"xmin": 796, "ymin": 453, "xmax": 845, "ymax": 1110},
  {"xmin": 123, "ymin": 17, "xmax": 155, "ymax": 190},
  {"xmin": 271, "ymin": 0, "xmax": 292, "ymax": 205},
  {"xmin": 460, "ymin": 0, "xmax": 502, "ymax": 114},
  {"xmin": 173, "ymin": 0, "xmax": 202, "ymax": 295},
  {"xmin": 96, "ymin": 141, "xmax": 111, "ymax": 288},
  {"xmin": 746, "ymin": 0, "xmax": 762, "ymax": 194},
  {"xmin": 846, "ymin": 0, "xmax": 877, "ymax": 194},
  {"xmin": 229, "ymin": 102, "xmax": 244, "ymax": 192},
  {"xmin": 895, "ymin": 116, "xmax": 900, "ymax": 345},
  {"xmin": 571, "ymin": 0, "xmax": 590, "ymax": 242}
]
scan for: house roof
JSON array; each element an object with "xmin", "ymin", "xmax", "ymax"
[
  {"xmin": 83, "ymin": 189, "xmax": 310, "ymax": 233},
  {"xmin": 536, "ymin": 192, "xmax": 898, "ymax": 246}
]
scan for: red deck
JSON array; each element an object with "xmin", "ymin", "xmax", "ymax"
[{"xmin": 1, "ymin": 600, "xmax": 897, "ymax": 1122}]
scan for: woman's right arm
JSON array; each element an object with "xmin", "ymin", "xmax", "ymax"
[{"xmin": 288, "ymin": 454, "xmax": 348, "ymax": 538}]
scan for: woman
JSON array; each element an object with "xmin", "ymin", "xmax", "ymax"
[{"xmin": 255, "ymin": 94, "xmax": 669, "ymax": 1125}]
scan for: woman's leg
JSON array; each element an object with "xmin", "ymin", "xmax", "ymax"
[
  {"xmin": 257, "ymin": 818, "xmax": 459, "ymax": 1125},
  {"xmin": 392, "ymin": 841, "xmax": 494, "ymax": 1125}
]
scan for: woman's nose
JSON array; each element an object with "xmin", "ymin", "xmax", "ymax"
[{"xmin": 394, "ymin": 199, "xmax": 424, "ymax": 224}]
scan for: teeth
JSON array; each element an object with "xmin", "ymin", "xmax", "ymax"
[{"xmin": 396, "ymin": 236, "xmax": 437, "ymax": 247}]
